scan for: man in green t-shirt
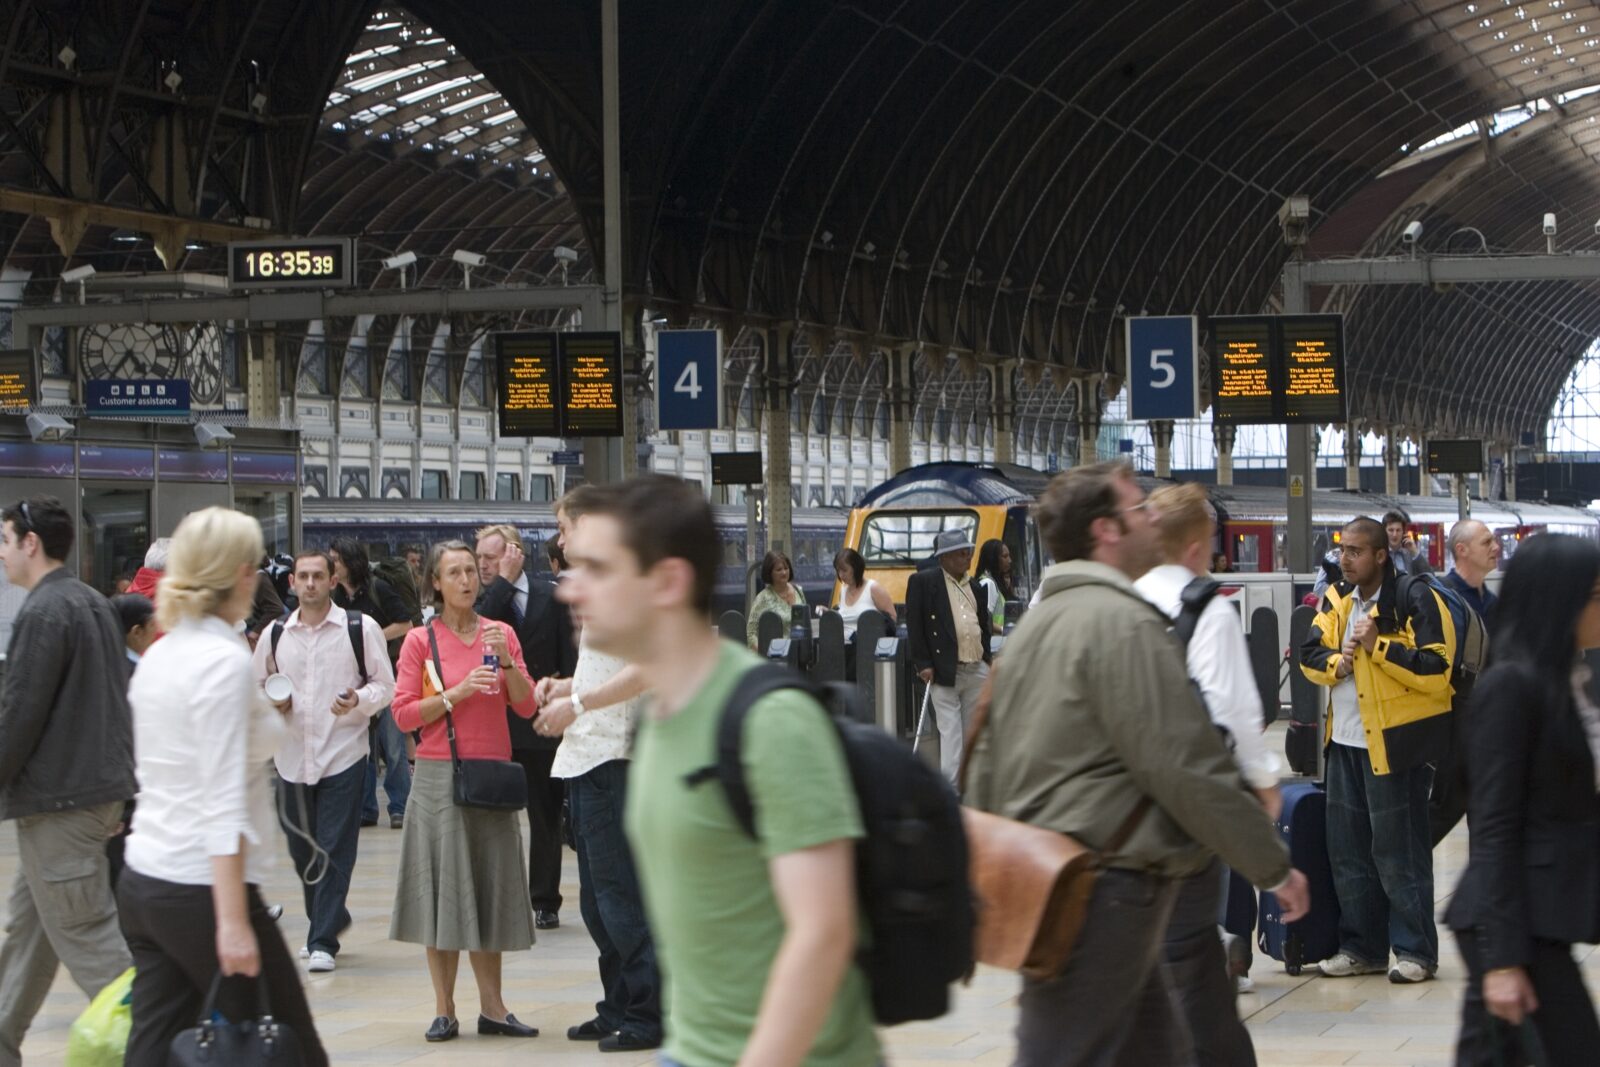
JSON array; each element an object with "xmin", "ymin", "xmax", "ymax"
[{"xmin": 557, "ymin": 474, "xmax": 879, "ymax": 1067}]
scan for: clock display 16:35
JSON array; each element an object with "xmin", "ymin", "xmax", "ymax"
[{"xmin": 242, "ymin": 250, "xmax": 337, "ymax": 278}]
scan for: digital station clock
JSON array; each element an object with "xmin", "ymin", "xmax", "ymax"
[{"xmin": 227, "ymin": 237, "xmax": 355, "ymax": 289}]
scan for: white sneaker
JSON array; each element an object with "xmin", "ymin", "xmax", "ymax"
[
  {"xmin": 307, "ymin": 950, "xmax": 335, "ymax": 973},
  {"xmin": 1317, "ymin": 952, "xmax": 1386, "ymax": 977},
  {"xmin": 1234, "ymin": 975, "xmax": 1255, "ymax": 994},
  {"xmin": 1388, "ymin": 960, "xmax": 1433, "ymax": 984},
  {"xmin": 298, "ymin": 945, "xmax": 309, "ymax": 960}
]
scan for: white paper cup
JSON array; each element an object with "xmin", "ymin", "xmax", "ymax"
[{"xmin": 264, "ymin": 673, "xmax": 293, "ymax": 703}]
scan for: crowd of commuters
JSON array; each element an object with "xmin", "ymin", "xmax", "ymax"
[{"xmin": 0, "ymin": 465, "xmax": 1591, "ymax": 1067}]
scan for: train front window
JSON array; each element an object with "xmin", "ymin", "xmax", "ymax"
[{"xmin": 860, "ymin": 510, "xmax": 979, "ymax": 567}]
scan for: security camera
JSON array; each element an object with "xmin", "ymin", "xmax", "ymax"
[
  {"xmin": 61, "ymin": 265, "xmax": 95, "ymax": 284},
  {"xmin": 1278, "ymin": 194, "xmax": 1312, "ymax": 247},
  {"xmin": 1401, "ymin": 220, "xmax": 1423, "ymax": 244},
  {"xmin": 1593, "ymin": 219, "xmax": 1600, "ymax": 236},
  {"xmin": 194, "ymin": 422, "xmax": 235, "ymax": 449},
  {"xmin": 26, "ymin": 413, "xmax": 73, "ymax": 442},
  {"xmin": 1543, "ymin": 213, "xmax": 1558, "ymax": 237},
  {"xmin": 382, "ymin": 251, "xmax": 418, "ymax": 270},
  {"xmin": 451, "ymin": 249, "xmax": 487, "ymax": 268},
  {"xmin": 552, "ymin": 246, "xmax": 579, "ymax": 264}
]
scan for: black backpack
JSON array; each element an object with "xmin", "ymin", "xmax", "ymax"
[
  {"xmin": 270, "ymin": 610, "xmax": 369, "ymax": 687},
  {"xmin": 1173, "ymin": 575, "xmax": 1223, "ymax": 648},
  {"xmin": 686, "ymin": 664, "xmax": 974, "ymax": 1025}
]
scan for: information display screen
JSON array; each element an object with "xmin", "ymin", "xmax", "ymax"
[
  {"xmin": 0, "ymin": 350, "xmax": 36, "ymax": 411},
  {"xmin": 1426, "ymin": 439, "xmax": 1484, "ymax": 475},
  {"xmin": 1211, "ymin": 319, "xmax": 1275, "ymax": 424},
  {"xmin": 712, "ymin": 451, "xmax": 765, "ymax": 486},
  {"xmin": 496, "ymin": 333, "xmax": 561, "ymax": 438},
  {"xmin": 495, "ymin": 331, "xmax": 624, "ymax": 438},
  {"xmin": 559, "ymin": 332, "xmax": 624, "ymax": 437},
  {"xmin": 1281, "ymin": 316, "xmax": 1346, "ymax": 424},
  {"xmin": 1209, "ymin": 314, "xmax": 1346, "ymax": 425},
  {"xmin": 158, "ymin": 449, "xmax": 228, "ymax": 483},
  {"xmin": 228, "ymin": 238, "xmax": 354, "ymax": 289}
]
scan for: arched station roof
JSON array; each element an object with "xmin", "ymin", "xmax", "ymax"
[{"xmin": 6, "ymin": 1, "xmax": 1600, "ymax": 442}]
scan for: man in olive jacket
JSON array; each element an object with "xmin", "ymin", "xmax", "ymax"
[
  {"xmin": 0, "ymin": 496, "xmax": 134, "ymax": 1067},
  {"xmin": 967, "ymin": 464, "xmax": 1308, "ymax": 1067}
]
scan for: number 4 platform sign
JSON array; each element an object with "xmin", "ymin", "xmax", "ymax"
[
  {"xmin": 656, "ymin": 329, "xmax": 722, "ymax": 431},
  {"xmin": 1125, "ymin": 315, "xmax": 1199, "ymax": 421}
]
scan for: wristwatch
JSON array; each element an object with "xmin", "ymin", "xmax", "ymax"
[
  {"xmin": 570, "ymin": 692, "xmax": 587, "ymax": 717},
  {"xmin": 440, "ymin": 691, "xmax": 455, "ymax": 714}
]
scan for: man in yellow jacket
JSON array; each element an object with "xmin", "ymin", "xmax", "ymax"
[{"xmin": 1300, "ymin": 516, "xmax": 1456, "ymax": 984}]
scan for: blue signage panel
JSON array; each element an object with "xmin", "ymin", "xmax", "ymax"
[
  {"xmin": 85, "ymin": 379, "xmax": 191, "ymax": 417},
  {"xmin": 158, "ymin": 449, "xmax": 229, "ymax": 483},
  {"xmin": 79, "ymin": 446, "xmax": 154, "ymax": 479},
  {"xmin": 0, "ymin": 442, "xmax": 74, "ymax": 477},
  {"xmin": 231, "ymin": 451, "xmax": 298, "ymax": 485},
  {"xmin": 656, "ymin": 329, "xmax": 721, "ymax": 431},
  {"xmin": 551, "ymin": 449, "xmax": 584, "ymax": 467},
  {"xmin": 1125, "ymin": 316, "xmax": 1199, "ymax": 421}
]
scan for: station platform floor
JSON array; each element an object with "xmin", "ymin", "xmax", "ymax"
[{"xmin": 2, "ymin": 792, "xmax": 1593, "ymax": 1066}]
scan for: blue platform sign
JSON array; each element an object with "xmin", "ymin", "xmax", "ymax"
[
  {"xmin": 1125, "ymin": 316, "xmax": 1198, "ymax": 421},
  {"xmin": 551, "ymin": 449, "xmax": 583, "ymax": 467},
  {"xmin": 86, "ymin": 379, "xmax": 191, "ymax": 417},
  {"xmin": 656, "ymin": 329, "xmax": 721, "ymax": 431}
]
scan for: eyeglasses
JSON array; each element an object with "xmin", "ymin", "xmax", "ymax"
[
  {"xmin": 1119, "ymin": 500, "xmax": 1154, "ymax": 516},
  {"xmin": 12, "ymin": 500, "xmax": 31, "ymax": 537}
]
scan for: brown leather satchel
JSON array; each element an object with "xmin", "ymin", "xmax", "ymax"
[{"xmin": 959, "ymin": 664, "xmax": 1151, "ymax": 980}]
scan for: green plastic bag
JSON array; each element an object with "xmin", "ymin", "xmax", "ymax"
[{"xmin": 66, "ymin": 966, "xmax": 134, "ymax": 1067}]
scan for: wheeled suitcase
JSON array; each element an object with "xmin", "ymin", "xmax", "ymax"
[{"xmin": 1257, "ymin": 782, "xmax": 1341, "ymax": 974}]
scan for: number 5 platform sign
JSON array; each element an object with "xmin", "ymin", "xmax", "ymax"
[
  {"xmin": 656, "ymin": 329, "xmax": 722, "ymax": 430},
  {"xmin": 1125, "ymin": 315, "xmax": 1199, "ymax": 421}
]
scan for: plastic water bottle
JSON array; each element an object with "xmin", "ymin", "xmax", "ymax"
[{"xmin": 483, "ymin": 654, "xmax": 501, "ymax": 696}]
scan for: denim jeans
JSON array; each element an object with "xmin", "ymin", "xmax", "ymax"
[
  {"xmin": 1325, "ymin": 741, "xmax": 1437, "ymax": 968},
  {"xmin": 568, "ymin": 759, "xmax": 661, "ymax": 1041},
  {"xmin": 360, "ymin": 707, "xmax": 411, "ymax": 821},
  {"xmin": 277, "ymin": 759, "xmax": 365, "ymax": 956}
]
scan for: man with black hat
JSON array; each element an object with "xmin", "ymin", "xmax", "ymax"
[{"xmin": 906, "ymin": 529, "xmax": 992, "ymax": 784}]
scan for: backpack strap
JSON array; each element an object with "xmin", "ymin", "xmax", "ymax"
[
  {"xmin": 267, "ymin": 610, "xmax": 292, "ymax": 673},
  {"xmin": 1173, "ymin": 576, "xmax": 1222, "ymax": 648},
  {"xmin": 346, "ymin": 609, "xmax": 369, "ymax": 687},
  {"xmin": 682, "ymin": 664, "xmax": 813, "ymax": 839}
]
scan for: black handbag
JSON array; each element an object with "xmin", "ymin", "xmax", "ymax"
[
  {"xmin": 427, "ymin": 622, "xmax": 528, "ymax": 812},
  {"xmin": 168, "ymin": 973, "xmax": 305, "ymax": 1066}
]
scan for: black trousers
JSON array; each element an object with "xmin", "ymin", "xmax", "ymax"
[
  {"xmin": 116, "ymin": 868, "xmax": 328, "ymax": 1067},
  {"xmin": 512, "ymin": 747, "xmax": 564, "ymax": 912},
  {"xmin": 1455, "ymin": 928, "xmax": 1600, "ymax": 1067},
  {"xmin": 1162, "ymin": 861, "xmax": 1257, "ymax": 1067}
]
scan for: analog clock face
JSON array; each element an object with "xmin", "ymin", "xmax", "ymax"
[{"xmin": 78, "ymin": 323, "xmax": 182, "ymax": 381}]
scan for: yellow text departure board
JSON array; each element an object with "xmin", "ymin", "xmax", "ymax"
[
  {"xmin": 496, "ymin": 334, "xmax": 560, "ymax": 437},
  {"xmin": 1208, "ymin": 314, "xmax": 1345, "ymax": 425},
  {"xmin": 495, "ymin": 331, "xmax": 624, "ymax": 438},
  {"xmin": 0, "ymin": 350, "xmax": 36, "ymax": 411}
]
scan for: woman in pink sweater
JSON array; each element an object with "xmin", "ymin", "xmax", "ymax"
[{"xmin": 390, "ymin": 541, "xmax": 539, "ymax": 1043}]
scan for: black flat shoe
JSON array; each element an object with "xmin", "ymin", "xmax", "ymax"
[
  {"xmin": 568, "ymin": 1018, "xmax": 612, "ymax": 1040},
  {"xmin": 424, "ymin": 1016, "xmax": 458, "ymax": 1042},
  {"xmin": 478, "ymin": 1013, "xmax": 539, "ymax": 1037},
  {"xmin": 600, "ymin": 1030, "xmax": 662, "ymax": 1052},
  {"xmin": 535, "ymin": 909, "xmax": 560, "ymax": 930}
]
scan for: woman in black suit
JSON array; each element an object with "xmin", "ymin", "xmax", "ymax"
[{"xmin": 1445, "ymin": 533, "xmax": 1600, "ymax": 1065}]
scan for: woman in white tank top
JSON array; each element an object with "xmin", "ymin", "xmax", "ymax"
[{"xmin": 832, "ymin": 547, "xmax": 896, "ymax": 638}]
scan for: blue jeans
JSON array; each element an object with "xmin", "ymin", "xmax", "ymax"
[
  {"xmin": 1325, "ymin": 741, "xmax": 1437, "ymax": 968},
  {"xmin": 276, "ymin": 759, "xmax": 364, "ymax": 956},
  {"xmin": 360, "ymin": 708, "xmax": 411, "ymax": 821},
  {"xmin": 568, "ymin": 759, "xmax": 661, "ymax": 1041}
]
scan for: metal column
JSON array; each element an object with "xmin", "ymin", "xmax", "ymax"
[{"xmin": 1281, "ymin": 263, "xmax": 1315, "ymax": 573}]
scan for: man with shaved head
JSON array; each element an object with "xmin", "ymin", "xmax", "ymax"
[{"xmin": 1427, "ymin": 519, "xmax": 1501, "ymax": 847}]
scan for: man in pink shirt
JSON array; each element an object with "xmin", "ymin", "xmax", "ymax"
[{"xmin": 251, "ymin": 550, "xmax": 394, "ymax": 973}]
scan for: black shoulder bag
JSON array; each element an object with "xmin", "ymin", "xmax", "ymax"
[
  {"xmin": 169, "ymin": 973, "xmax": 304, "ymax": 1066},
  {"xmin": 426, "ymin": 621, "xmax": 527, "ymax": 812}
]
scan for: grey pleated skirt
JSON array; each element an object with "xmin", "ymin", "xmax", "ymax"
[{"xmin": 389, "ymin": 758, "xmax": 535, "ymax": 952}]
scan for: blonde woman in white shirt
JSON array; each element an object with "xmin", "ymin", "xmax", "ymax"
[{"xmin": 119, "ymin": 508, "xmax": 328, "ymax": 1067}]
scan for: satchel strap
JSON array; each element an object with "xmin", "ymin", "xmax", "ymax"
[
  {"xmin": 425, "ymin": 622, "xmax": 464, "ymax": 773},
  {"xmin": 958, "ymin": 658, "xmax": 1153, "ymax": 854}
]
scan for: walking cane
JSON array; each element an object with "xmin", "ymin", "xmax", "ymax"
[{"xmin": 910, "ymin": 681, "xmax": 933, "ymax": 755}]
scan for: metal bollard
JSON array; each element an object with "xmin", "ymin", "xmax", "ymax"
[{"xmin": 872, "ymin": 637, "xmax": 900, "ymax": 735}]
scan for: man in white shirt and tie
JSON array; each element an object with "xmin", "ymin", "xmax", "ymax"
[{"xmin": 251, "ymin": 549, "xmax": 394, "ymax": 973}]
